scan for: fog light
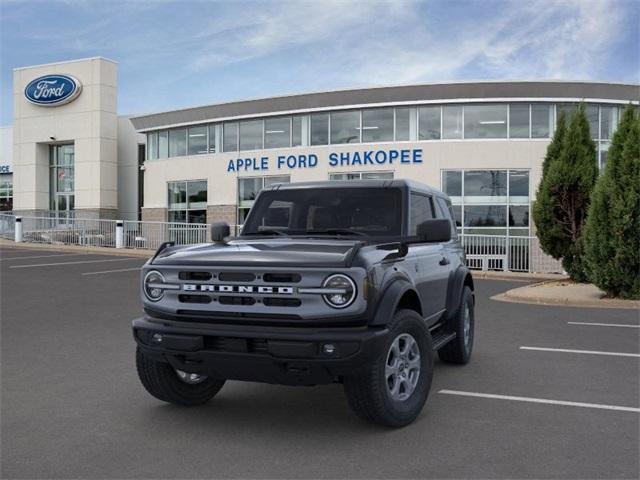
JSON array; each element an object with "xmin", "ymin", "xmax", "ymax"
[
  {"xmin": 323, "ymin": 343, "xmax": 336, "ymax": 355},
  {"xmin": 152, "ymin": 333, "xmax": 163, "ymax": 344}
]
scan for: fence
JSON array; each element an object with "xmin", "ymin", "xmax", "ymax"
[
  {"xmin": 459, "ymin": 234, "xmax": 564, "ymax": 274},
  {"xmin": 0, "ymin": 213, "xmax": 563, "ymax": 274}
]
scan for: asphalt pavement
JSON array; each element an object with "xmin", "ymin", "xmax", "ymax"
[{"xmin": 1, "ymin": 245, "xmax": 638, "ymax": 479}]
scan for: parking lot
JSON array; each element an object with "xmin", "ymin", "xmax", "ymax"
[{"xmin": 1, "ymin": 244, "xmax": 638, "ymax": 479}]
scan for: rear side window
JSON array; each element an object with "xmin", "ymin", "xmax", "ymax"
[
  {"xmin": 436, "ymin": 197, "xmax": 458, "ymax": 239},
  {"xmin": 409, "ymin": 192, "xmax": 435, "ymax": 235}
]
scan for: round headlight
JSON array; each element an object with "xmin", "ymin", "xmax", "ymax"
[
  {"xmin": 322, "ymin": 274, "xmax": 356, "ymax": 309},
  {"xmin": 144, "ymin": 270, "xmax": 166, "ymax": 302}
]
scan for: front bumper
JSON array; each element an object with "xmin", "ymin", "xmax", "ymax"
[{"xmin": 132, "ymin": 316, "xmax": 390, "ymax": 385}]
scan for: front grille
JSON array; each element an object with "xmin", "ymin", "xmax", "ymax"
[
  {"xmin": 219, "ymin": 296, "xmax": 256, "ymax": 306},
  {"xmin": 263, "ymin": 297, "xmax": 302, "ymax": 307},
  {"xmin": 179, "ymin": 271, "xmax": 212, "ymax": 281},
  {"xmin": 179, "ymin": 294, "xmax": 212, "ymax": 304},
  {"xmin": 219, "ymin": 272, "xmax": 256, "ymax": 282},
  {"xmin": 263, "ymin": 273, "xmax": 301, "ymax": 283}
]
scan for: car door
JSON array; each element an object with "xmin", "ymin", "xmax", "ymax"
[{"xmin": 408, "ymin": 192, "xmax": 449, "ymax": 319}]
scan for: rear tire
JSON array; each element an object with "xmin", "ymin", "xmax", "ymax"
[
  {"xmin": 343, "ymin": 309, "xmax": 433, "ymax": 427},
  {"xmin": 438, "ymin": 286, "xmax": 474, "ymax": 364},
  {"xmin": 136, "ymin": 348, "xmax": 225, "ymax": 406}
]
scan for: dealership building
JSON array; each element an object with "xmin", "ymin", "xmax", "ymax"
[{"xmin": 5, "ymin": 57, "xmax": 639, "ymax": 241}]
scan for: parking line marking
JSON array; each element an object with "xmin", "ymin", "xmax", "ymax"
[
  {"xmin": 1, "ymin": 253, "xmax": 88, "ymax": 261},
  {"xmin": 10, "ymin": 258, "xmax": 142, "ymax": 269},
  {"xmin": 438, "ymin": 390, "xmax": 640, "ymax": 413},
  {"xmin": 520, "ymin": 346, "xmax": 640, "ymax": 358},
  {"xmin": 82, "ymin": 267, "xmax": 142, "ymax": 275},
  {"xmin": 568, "ymin": 322, "xmax": 640, "ymax": 329}
]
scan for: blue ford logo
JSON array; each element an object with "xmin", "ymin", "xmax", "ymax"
[{"xmin": 24, "ymin": 74, "xmax": 82, "ymax": 106}]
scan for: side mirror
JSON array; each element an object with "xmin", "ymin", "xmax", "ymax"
[
  {"xmin": 211, "ymin": 222, "xmax": 230, "ymax": 243},
  {"xmin": 417, "ymin": 218, "xmax": 452, "ymax": 243}
]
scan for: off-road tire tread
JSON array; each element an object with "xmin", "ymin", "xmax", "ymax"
[
  {"xmin": 136, "ymin": 348, "xmax": 225, "ymax": 406},
  {"xmin": 438, "ymin": 286, "xmax": 474, "ymax": 364},
  {"xmin": 343, "ymin": 309, "xmax": 433, "ymax": 427}
]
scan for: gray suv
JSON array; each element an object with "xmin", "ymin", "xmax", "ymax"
[{"xmin": 133, "ymin": 180, "xmax": 474, "ymax": 427}]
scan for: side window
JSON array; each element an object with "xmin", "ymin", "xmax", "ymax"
[
  {"xmin": 436, "ymin": 197, "xmax": 458, "ymax": 239},
  {"xmin": 409, "ymin": 192, "xmax": 435, "ymax": 235}
]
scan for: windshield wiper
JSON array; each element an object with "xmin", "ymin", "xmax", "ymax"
[
  {"xmin": 305, "ymin": 229, "xmax": 367, "ymax": 237},
  {"xmin": 243, "ymin": 229, "xmax": 289, "ymax": 236}
]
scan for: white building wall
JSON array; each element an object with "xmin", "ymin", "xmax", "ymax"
[{"xmin": 12, "ymin": 57, "xmax": 118, "ymax": 217}]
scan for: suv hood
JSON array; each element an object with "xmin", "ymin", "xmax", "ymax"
[{"xmin": 151, "ymin": 238, "xmax": 363, "ymax": 268}]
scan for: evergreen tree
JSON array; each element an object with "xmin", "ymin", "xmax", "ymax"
[
  {"xmin": 584, "ymin": 106, "xmax": 640, "ymax": 298},
  {"xmin": 533, "ymin": 104, "xmax": 598, "ymax": 281}
]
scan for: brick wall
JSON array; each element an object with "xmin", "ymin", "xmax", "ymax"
[
  {"xmin": 141, "ymin": 208, "xmax": 167, "ymax": 223},
  {"xmin": 207, "ymin": 205, "xmax": 236, "ymax": 226}
]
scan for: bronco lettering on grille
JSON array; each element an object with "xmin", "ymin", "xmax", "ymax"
[{"xmin": 182, "ymin": 284, "xmax": 294, "ymax": 295}]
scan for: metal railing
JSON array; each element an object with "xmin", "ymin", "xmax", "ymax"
[
  {"xmin": 122, "ymin": 220, "xmax": 209, "ymax": 250},
  {"xmin": 459, "ymin": 234, "xmax": 564, "ymax": 274},
  {"xmin": 1, "ymin": 213, "xmax": 564, "ymax": 274},
  {"xmin": 0, "ymin": 213, "xmax": 15, "ymax": 240},
  {"xmin": 20, "ymin": 216, "xmax": 118, "ymax": 247}
]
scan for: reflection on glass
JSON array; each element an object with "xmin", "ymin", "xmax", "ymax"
[
  {"xmin": 265, "ymin": 117, "xmax": 291, "ymax": 149},
  {"xmin": 169, "ymin": 129, "xmax": 187, "ymax": 157},
  {"xmin": 187, "ymin": 180, "xmax": 207, "ymax": 209},
  {"xmin": 362, "ymin": 108, "xmax": 393, "ymax": 142},
  {"xmin": 464, "ymin": 205, "xmax": 507, "ymax": 227},
  {"xmin": 463, "ymin": 170, "xmax": 507, "ymax": 199},
  {"xmin": 509, "ymin": 104, "xmax": 529, "ymax": 138},
  {"xmin": 310, "ymin": 113, "xmax": 329, "ymax": 145},
  {"xmin": 531, "ymin": 104, "xmax": 552, "ymax": 138},
  {"xmin": 168, "ymin": 181, "xmax": 187, "ymax": 209},
  {"xmin": 443, "ymin": 171, "xmax": 462, "ymax": 196},
  {"xmin": 147, "ymin": 132, "xmax": 158, "ymax": 160},
  {"xmin": 442, "ymin": 106, "xmax": 463, "ymax": 139},
  {"xmin": 419, "ymin": 106, "xmax": 440, "ymax": 140},
  {"xmin": 158, "ymin": 131, "xmax": 168, "ymax": 159},
  {"xmin": 330, "ymin": 111, "xmax": 360, "ymax": 144},
  {"xmin": 600, "ymin": 106, "xmax": 619, "ymax": 140},
  {"xmin": 223, "ymin": 122, "xmax": 238, "ymax": 152},
  {"xmin": 509, "ymin": 170, "xmax": 529, "ymax": 198},
  {"xmin": 208, "ymin": 125, "xmax": 217, "ymax": 153},
  {"xmin": 464, "ymin": 104, "xmax": 507, "ymax": 139},
  {"xmin": 187, "ymin": 126, "xmax": 207, "ymax": 155},
  {"xmin": 509, "ymin": 206, "xmax": 529, "ymax": 227},
  {"xmin": 395, "ymin": 108, "xmax": 411, "ymax": 141},
  {"xmin": 240, "ymin": 120, "xmax": 263, "ymax": 151},
  {"xmin": 292, "ymin": 116, "xmax": 303, "ymax": 146}
]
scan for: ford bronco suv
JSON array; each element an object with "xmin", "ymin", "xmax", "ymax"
[{"xmin": 133, "ymin": 180, "xmax": 474, "ymax": 427}]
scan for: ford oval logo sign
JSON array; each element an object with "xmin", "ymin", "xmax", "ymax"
[{"xmin": 24, "ymin": 74, "xmax": 82, "ymax": 106}]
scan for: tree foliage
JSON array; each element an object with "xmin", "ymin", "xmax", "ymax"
[
  {"xmin": 584, "ymin": 106, "xmax": 640, "ymax": 299},
  {"xmin": 533, "ymin": 105, "xmax": 598, "ymax": 281}
]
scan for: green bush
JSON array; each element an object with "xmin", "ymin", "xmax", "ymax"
[
  {"xmin": 584, "ymin": 106, "xmax": 640, "ymax": 299},
  {"xmin": 533, "ymin": 105, "xmax": 598, "ymax": 281}
]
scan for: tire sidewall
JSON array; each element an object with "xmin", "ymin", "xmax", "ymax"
[
  {"xmin": 377, "ymin": 310, "xmax": 433, "ymax": 423},
  {"xmin": 459, "ymin": 287, "xmax": 475, "ymax": 361}
]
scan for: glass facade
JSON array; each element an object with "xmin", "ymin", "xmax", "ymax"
[
  {"xmin": 238, "ymin": 175, "xmax": 290, "ymax": 225},
  {"xmin": 442, "ymin": 169, "xmax": 530, "ymax": 236},
  {"xmin": 143, "ymin": 103, "xmax": 624, "ymax": 168},
  {"xmin": 329, "ymin": 171, "xmax": 394, "ymax": 180},
  {"xmin": 167, "ymin": 180, "xmax": 207, "ymax": 223},
  {"xmin": 49, "ymin": 144, "xmax": 75, "ymax": 218},
  {"xmin": 0, "ymin": 173, "xmax": 12, "ymax": 211}
]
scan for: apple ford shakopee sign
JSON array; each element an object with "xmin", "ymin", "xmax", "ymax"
[{"xmin": 24, "ymin": 74, "xmax": 82, "ymax": 106}]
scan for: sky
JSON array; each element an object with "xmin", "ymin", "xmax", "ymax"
[{"xmin": 0, "ymin": 0, "xmax": 638, "ymax": 126}]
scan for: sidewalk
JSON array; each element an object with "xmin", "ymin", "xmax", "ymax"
[{"xmin": 493, "ymin": 280, "xmax": 640, "ymax": 310}]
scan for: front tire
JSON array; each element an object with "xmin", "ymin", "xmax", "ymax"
[
  {"xmin": 136, "ymin": 348, "xmax": 225, "ymax": 406},
  {"xmin": 438, "ymin": 286, "xmax": 474, "ymax": 364},
  {"xmin": 343, "ymin": 309, "xmax": 433, "ymax": 427}
]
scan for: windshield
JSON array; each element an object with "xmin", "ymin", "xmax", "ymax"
[{"xmin": 241, "ymin": 187, "xmax": 403, "ymax": 237}]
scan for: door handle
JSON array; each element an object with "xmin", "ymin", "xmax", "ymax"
[{"xmin": 439, "ymin": 256, "xmax": 450, "ymax": 266}]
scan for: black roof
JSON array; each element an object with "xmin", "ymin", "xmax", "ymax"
[{"xmin": 267, "ymin": 179, "xmax": 444, "ymax": 196}]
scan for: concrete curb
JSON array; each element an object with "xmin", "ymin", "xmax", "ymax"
[
  {"xmin": 0, "ymin": 238, "xmax": 153, "ymax": 258},
  {"xmin": 492, "ymin": 281, "xmax": 640, "ymax": 310},
  {"xmin": 473, "ymin": 271, "xmax": 567, "ymax": 282}
]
